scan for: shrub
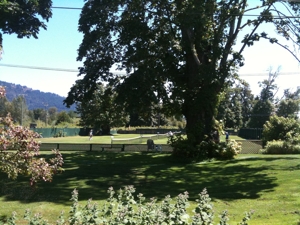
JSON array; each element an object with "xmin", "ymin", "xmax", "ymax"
[
  {"xmin": 1, "ymin": 186, "xmax": 253, "ymax": 225},
  {"xmin": 168, "ymin": 134, "xmax": 208, "ymax": 161},
  {"xmin": 215, "ymin": 140, "xmax": 242, "ymax": 160},
  {"xmin": 53, "ymin": 130, "xmax": 66, "ymax": 138},
  {"xmin": 262, "ymin": 140, "xmax": 300, "ymax": 154},
  {"xmin": 262, "ymin": 115, "xmax": 300, "ymax": 146},
  {"xmin": 168, "ymin": 134, "xmax": 241, "ymax": 161}
]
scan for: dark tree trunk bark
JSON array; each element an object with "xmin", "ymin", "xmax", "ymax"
[
  {"xmin": 101, "ymin": 124, "xmax": 111, "ymax": 135},
  {"xmin": 184, "ymin": 86, "xmax": 219, "ymax": 146}
]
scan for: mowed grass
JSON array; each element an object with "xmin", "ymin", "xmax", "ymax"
[
  {"xmin": 1, "ymin": 151, "xmax": 300, "ymax": 224},
  {"xmin": 38, "ymin": 134, "xmax": 244, "ymax": 145}
]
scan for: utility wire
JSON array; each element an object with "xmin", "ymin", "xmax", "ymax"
[
  {"xmin": 0, "ymin": 63, "xmax": 78, "ymax": 72},
  {"xmin": 51, "ymin": 6, "xmax": 300, "ymax": 18},
  {"xmin": 0, "ymin": 63, "xmax": 299, "ymax": 76}
]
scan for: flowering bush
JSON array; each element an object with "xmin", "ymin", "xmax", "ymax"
[
  {"xmin": 217, "ymin": 140, "xmax": 242, "ymax": 160},
  {"xmin": 0, "ymin": 86, "xmax": 63, "ymax": 185}
]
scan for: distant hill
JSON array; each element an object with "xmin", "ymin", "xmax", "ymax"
[{"xmin": 0, "ymin": 81, "xmax": 76, "ymax": 111}]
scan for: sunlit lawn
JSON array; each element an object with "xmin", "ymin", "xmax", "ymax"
[
  {"xmin": 38, "ymin": 134, "xmax": 244, "ymax": 144},
  {"xmin": 1, "ymin": 151, "xmax": 300, "ymax": 224}
]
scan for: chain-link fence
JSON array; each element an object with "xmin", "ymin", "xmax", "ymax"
[{"xmin": 238, "ymin": 140, "xmax": 263, "ymax": 154}]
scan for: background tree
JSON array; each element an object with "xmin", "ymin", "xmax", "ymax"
[
  {"xmin": 65, "ymin": 1, "xmax": 300, "ymax": 155},
  {"xmin": 0, "ymin": 0, "xmax": 52, "ymax": 58},
  {"xmin": 55, "ymin": 111, "xmax": 72, "ymax": 126},
  {"xmin": 10, "ymin": 95, "xmax": 29, "ymax": 126},
  {"xmin": 48, "ymin": 107, "xmax": 58, "ymax": 124},
  {"xmin": 216, "ymin": 83, "xmax": 251, "ymax": 129},
  {"xmin": 32, "ymin": 108, "xmax": 45, "ymax": 121},
  {"xmin": 239, "ymin": 80, "xmax": 255, "ymax": 127},
  {"xmin": 276, "ymin": 87, "xmax": 300, "ymax": 119},
  {"xmin": 247, "ymin": 71, "xmax": 278, "ymax": 128},
  {"xmin": 0, "ymin": 96, "xmax": 11, "ymax": 117},
  {"xmin": 76, "ymin": 85, "xmax": 128, "ymax": 135}
]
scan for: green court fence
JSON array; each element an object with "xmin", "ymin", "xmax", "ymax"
[
  {"xmin": 238, "ymin": 128, "xmax": 263, "ymax": 139},
  {"xmin": 31, "ymin": 128, "xmax": 79, "ymax": 138},
  {"xmin": 31, "ymin": 128, "xmax": 90, "ymax": 138},
  {"xmin": 31, "ymin": 128, "xmax": 118, "ymax": 138}
]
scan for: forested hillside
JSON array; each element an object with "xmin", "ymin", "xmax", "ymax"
[{"xmin": 0, "ymin": 81, "xmax": 75, "ymax": 111}]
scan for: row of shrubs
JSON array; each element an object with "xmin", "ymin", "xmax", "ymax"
[
  {"xmin": 261, "ymin": 116, "xmax": 300, "ymax": 154},
  {"xmin": 1, "ymin": 186, "xmax": 253, "ymax": 225},
  {"xmin": 261, "ymin": 138, "xmax": 300, "ymax": 154}
]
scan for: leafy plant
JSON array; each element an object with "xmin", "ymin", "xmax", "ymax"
[
  {"xmin": 262, "ymin": 115, "xmax": 300, "ymax": 146},
  {"xmin": 2, "ymin": 186, "xmax": 253, "ymax": 225},
  {"xmin": 168, "ymin": 133, "xmax": 241, "ymax": 161},
  {"xmin": 0, "ymin": 86, "xmax": 64, "ymax": 185},
  {"xmin": 262, "ymin": 140, "xmax": 300, "ymax": 154}
]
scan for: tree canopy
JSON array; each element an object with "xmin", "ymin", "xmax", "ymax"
[
  {"xmin": 277, "ymin": 87, "xmax": 300, "ymax": 118},
  {"xmin": 65, "ymin": 0, "xmax": 300, "ymax": 154},
  {"xmin": 248, "ymin": 70, "xmax": 279, "ymax": 128},
  {"xmin": 0, "ymin": 0, "xmax": 52, "ymax": 58},
  {"xmin": 76, "ymin": 85, "xmax": 128, "ymax": 135}
]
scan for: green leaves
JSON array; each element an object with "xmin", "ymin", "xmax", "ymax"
[
  {"xmin": 67, "ymin": 0, "xmax": 300, "ymax": 149},
  {"xmin": 18, "ymin": 186, "xmax": 253, "ymax": 225},
  {"xmin": 0, "ymin": 0, "xmax": 52, "ymax": 37}
]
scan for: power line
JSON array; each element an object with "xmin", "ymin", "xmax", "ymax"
[
  {"xmin": 51, "ymin": 6, "xmax": 300, "ymax": 19},
  {"xmin": 0, "ymin": 63, "xmax": 299, "ymax": 76},
  {"xmin": 52, "ymin": 6, "xmax": 82, "ymax": 10},
  {"xmin": 0, "ymin": 63, "xmax": 78, "ymax": 72}
]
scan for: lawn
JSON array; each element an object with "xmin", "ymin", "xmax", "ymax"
[
  {"xmin": 38, "ymin": 134, "xmax": 244, "ymax": 144},
  {"xmin": 0, "ymin": 151, "xmax": 300, "ymax": 224}
]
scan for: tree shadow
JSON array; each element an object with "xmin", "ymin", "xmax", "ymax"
[{"xmin": 0, "ymin": 152, "xmax": 294, "ymax": 205}]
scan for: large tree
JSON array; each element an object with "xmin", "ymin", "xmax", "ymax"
[
  {"xmin": 65, "ymin": 0, "xmax": 300, "ymax": 150},
  {"xmin": 76, "ymin": 85, "xmax": 128, "ymax": 135},
  {"xmin": 0, "ymin": 0, "xmax": 52, "ymax": 58}
]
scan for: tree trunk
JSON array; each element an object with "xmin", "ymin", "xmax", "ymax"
[
  {"xmin": 184, "ymin": 86, "xmax": 219, "ymax": 146},
  {"xmin": 101, "ymin": 124, "xmax": 111, "ymax": 135}
]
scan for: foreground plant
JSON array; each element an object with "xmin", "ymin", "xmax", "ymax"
[
  {"xmin": 0, "ymin": 86, "xmax": 63, "ymax": 185},
  {"xmin": 2, "ymin": 186, "xmax": 253, "ymax": 225}
]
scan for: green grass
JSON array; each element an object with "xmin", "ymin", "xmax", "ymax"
[
  {"xmin": 38, "ymin": 134, "xmax": 244, "ymax": 144},
  {"xmin": 1, "ymin": 152, "xmax": 300, "ymax": 224}
]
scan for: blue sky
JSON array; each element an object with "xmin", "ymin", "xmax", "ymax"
[{"xmin": 0, "ymin": 0, "xmax": 299, "ymax": 98}]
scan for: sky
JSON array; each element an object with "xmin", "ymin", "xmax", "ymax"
[{"xmin": 0, "ymin": 0, "xmax": 299, "ymax": 98}]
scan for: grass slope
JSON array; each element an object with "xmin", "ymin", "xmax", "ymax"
[{"xmin": 0, "ymin": 152, "xmax": 300, "ymax": 224}]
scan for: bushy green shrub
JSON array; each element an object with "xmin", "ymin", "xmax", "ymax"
[
  {"xmin": 215, "ymin": 140, "xmax": 242, "ymax": 160},
  {"xmin": 168, "ymin": 134, "xmax": 241, "ymax": 161},
  {"xmin": 53, "ymin": 130, "xmax": 66, "ymax": 138},
  {"xmin": 168, "ymin": 134, "xmax": 208, "ymax": 161},
  {"xmin": 262, "ymin": 140, "xmax": 300, "ymax": 154},
  {"xmin": 262, "ymin": 116, "xmax": 300, "ymax": 146},
  {"xmin": 1, "ymin": 186, "xmax": 253, "ymax": 225}
]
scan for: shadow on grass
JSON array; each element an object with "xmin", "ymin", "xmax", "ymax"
[{"xmin": 1, "ymin": 152, "xmax": 298, "ymax": 205}]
